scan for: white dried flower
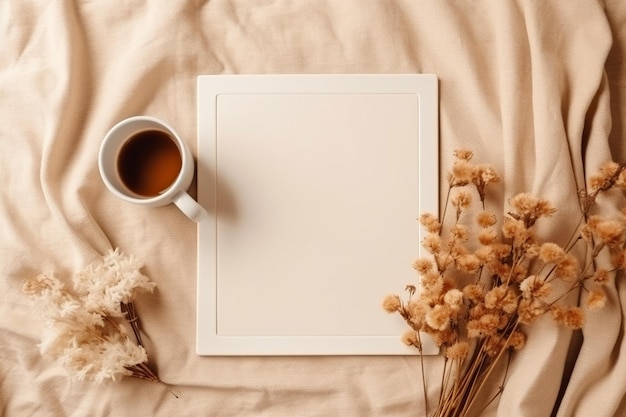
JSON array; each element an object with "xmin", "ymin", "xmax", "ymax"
[{"xmin": 22, "ymin": 249, "xmax": 166, "ymax": 390}]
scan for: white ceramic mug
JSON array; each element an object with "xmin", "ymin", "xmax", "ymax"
[{"xmin": 98, "ymin": 116, "xmax": 208, "ymax": 222}]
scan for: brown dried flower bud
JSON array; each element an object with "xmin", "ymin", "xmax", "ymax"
[
  {"xmin": 539, "ymin": 242, "xmax": 567, "ymax": 264},
  {"xmin": 454, "ymin": 148, "xmax": 474, "ymax": 161},
  {"xmin": 445, "ymin": 341, "xmax": 470, "ymax": 360},
  {"xmin": 585, "ymin": 289, "xmax": 607, "ymax": 310},
  {"xmin": 382, "ymin": 295, "xmax": 402, "ymax": 313},
  {"xmin": 419, "ymin": 212, "xmax": 441, "ymax": 233}
]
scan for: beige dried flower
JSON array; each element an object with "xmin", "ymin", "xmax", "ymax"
[
  {"xmin": 474, "ymin": 246, "xmax": 496, "ymax": 264},
  {"xmin": 382, "ymin": 295, "xmax": 402, "ymax": 313},
  {"xmin": 539, "ymin": 242, "xmax": 567, "ymax": 264},
  {"xmin": 592, "ymin": 268, "xmax": 611, "ymax": 285},
  {"xmin": 551, "ymin": 306, "xmax": 585, "ymax": 329},
  {"xmin": 484, "ymin": 286, "xmax": 507, "ymax": 309},
  {"xmin": 477, "ymin": 211, "xmax": 498, "ymax": 228},
  {"xmin": 426, "ymin": 304, "xmax": 453, "ymax": 331},
  {"xmin": 520, "ymin": 275, "xmax": 551, "ymax": 299},
  {"xmin": 450, "ymin": 160, "xmax": 474, "ymax": 186},
  {"xmin": 589, "ymin": 161, "xmax": 622, "ymax": 192},
  {"xmin": 508, "ymin": 331, "xmax": 526, "ymax": 351},
  {"xmin": 502, "ymin": 218, "xmax": 529, "ymax": 244},
  {"xmin": 401, "ymin": 330, "xmax": 421, "ymax": 348},
  {"xmin": 564, "ymin": 307, "xmax": 585, "ymax": 329},
  {"xmin": 592, "ymin": 218, "xmax": 626, "ymax": 248},
  {"xmin": 518, "ymin": 298, "xmax": 546, "ymax": 324},
  {"xmin": 508, "ymin": 193, "xmax": 556, "ymax": 227},
  {"xmin": 474, "ymin": 164, "xmax": 501, "ymax": 186},
  {"xmin": 22, "ymin": 250, "xmax": 173, "ymax": 396},
  {"xmin": 450, "ymin": 224, "xmax": 469, "ymax": 242},
  {"xmin": 451, "ymin": 190, "xmax": 472, "ymax": 217},
  {"xmin": 456, "ymin": 254, "xmax": 481, "ymax": 274},
  {"xmin": 446, "ymin": 341, "xmax": 470, "ymax": 360},
  {"xmin": 467, "ymin": 314, "xmax": 501, "ymax": 338},
  {"xmin": 419, "ymin": 212, "xmax": 441, "ymax": 234},
  {"xmin": 443, "ymin": 289, "xmax": 464, "ymax": 312},
  {"xmin": 454, "ymin": 148, "xmax": 474, "ymax": 161},
  {"xmin": 412, "ymin": 258, "xmax": 434, "ymax": 275},
  {"xmin": 407, "ymin": 299, "xmax": 429, "ymax": 329},
  {"xmin": 422, "ymin": 234, "xmax": 442, "ymax": 254},
  {"xmin": 585, "ymin": 289, "xmax": 607, "ymax": 310},
  {"xmin": 463, "ymin": 284, "xmax": 485, "ymax": 303},
  {"xmin": 478, "ymin": 229, "xmax": 498, "ymax": 246},
  {"xmin": 554, "ymin": 254, "xmax": 580, "ymax": 282}
]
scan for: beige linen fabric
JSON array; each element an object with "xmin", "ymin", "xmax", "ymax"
[{"xmin": 1, "ymin": 1, "xmax": 625, "ymax": 416}]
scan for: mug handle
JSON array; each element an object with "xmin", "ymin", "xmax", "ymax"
[{"xmin": 172, "ymin": 191, "xmax": 208, "ymax": 222}]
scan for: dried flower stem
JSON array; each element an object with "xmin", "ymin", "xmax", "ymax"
[
  {"xmin": 121, "ymin": 302, "xmax": 143, "ymax": 346},
  {"xmin": 126, "ymin": 362, "xmax": 179, "ymax": 398}
]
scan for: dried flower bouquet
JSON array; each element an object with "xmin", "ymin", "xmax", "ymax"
[
  {"xmin": 22, "ymin": 249, "xmax": 174, "ymax": 395},
  {"xmin": 383, "ymin": 149, "xmax": 626, "ymax": 417}
]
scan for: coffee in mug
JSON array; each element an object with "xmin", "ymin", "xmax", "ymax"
[{"xmin": 117, "ymin": 129, "xmax": 182, "ymax": 197}]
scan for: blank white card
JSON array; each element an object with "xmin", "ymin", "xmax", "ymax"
[{"xmin": 197, "ymin": 75, "xmax": 438, "ymax": 355}]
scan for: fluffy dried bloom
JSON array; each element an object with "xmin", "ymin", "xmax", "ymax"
[
  {"xmin": 485, "ymin": 285, "xmax": 517, "ymax": 314},
  {"xmin": 508, "ymin": 193, "xmax": 556, "ymax": 227},
  {"xmin": 478, "ymin": 229, "xmax": 497, "ymax": 246},
  {"xmin": 520, "ymin": 275, "xmax": 552, "ymax": 299},
  {"xmin": 430, "ymin": 328, "xmax": 456, "ymax": 347},
  {"xmin": 555, "ymin": 254, "xmax": 580, "ymax": 282},
  {"xmin": 474, "ymin": 164, "xmax": 501, "ymax": 186},
  {"xmin": 401, "ymin": 330, "xmax": 420, "ymax": 348},
  {"xmin": 446, "ymin": 341, "xmax": 470, "ymax": 360},
  {"xmin": 467, "ymin": 314, "xmax": 501, "ymax": 338},
  {"xmin": 454, "ymin": 254, "xmax": 480, "ymax": 274},
  {"xmin": 426, "ymin": 304, "xmax": 453, "ymax": 331},
  {"xmin": 551, "ymin": 306, "xmax": 584, "ymax": 329},
  {"xmin": 422, "ymin": 234, "xmax": 442, "ymax": 254},
  {"xmin": 508, "ymin": 331, "xmax": 526, "ymax": 351},
  {"xmin": 451, "ymin": 190, "xmax": 472, "ymax": 211},
  {"xmin": 585, "ymin": 289, "xmax": 607, "ymax": 310},
  {"xmin": 592, "ymin": 268, "xmax": 611, "ymax": 285},
  {"xmin": 477, "ymin": 211, "xmax": 498, "ymax": 228},
  {"xmin": 591, "ymin": 218, "xmax": 626, "ymax": 248},
  {"xmin": 518, "ymin": 298, "xmax": 546, "ymax": 324},
  {"xmin": 74, "ymin": 249, "xmax": 155, "ymax": 316},
  {"xmin": 451, "ymin": 224, "xmax": 469, "ymax": 242},
  {"xmin": 463, "ymin": 284, "xmax": 485, "ymax": 303},
  {"xmin": 454, "ymin": 148, "xmax": 474, "ymax": 161},
  {"xmin": 382, "ymin": 295, "xmax": 402, "ymax": 313},
  {"xmin": 484, "ymin": 286, "xmax": 507, "ymax": 309},
  {"xmin": 539, "ymin": 243, "xmax": 567, "ymax": 264},
  {"xmin": 590, "ymin": 161, "xmax": 622, "ymax": 192},
  {"xmin": 407, "ymin": 299, "xmax": 429, "ymax": 329},
  {"xmin": 501, "ymin": 218, "xmax": 528, "ymax": 244},
  {"xmin": 412, "ymin": 258, "xmax": 434, "ymax": 275},
  {"xmin": 450, "ymin": 160, "xmax": 474, "ymax": 186},
  {"xmin": 444, "ymin": 289, "xmax": 464, "ymax": 312},
  {"xmin": 491, "ymin": 243, "xmax": 513, "ymax": 260},
  {"xmin": 419, "ymin": 212, "xmax": 441, "ymax": 233},
  {"xmin": 474, "ymin": 246, "xmax": 496, "ymax": 264}
]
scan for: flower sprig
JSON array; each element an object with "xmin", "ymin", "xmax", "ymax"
[
  {"xmin": 383, "ymin": 149, "xmax": 626, "ymax": 417},
  {"xmin": 22, "ymin": 249, "xmax": 176, "ymax": 396}
]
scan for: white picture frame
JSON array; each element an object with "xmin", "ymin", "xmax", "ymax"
[{"xmin": 196, "ymin": 74, "xmax": 438, "ymax": 355}]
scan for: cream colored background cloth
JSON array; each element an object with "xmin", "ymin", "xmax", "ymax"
[{"xmin": 2, "ymin": 1, "xmax": 626, "ymax": 416}]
